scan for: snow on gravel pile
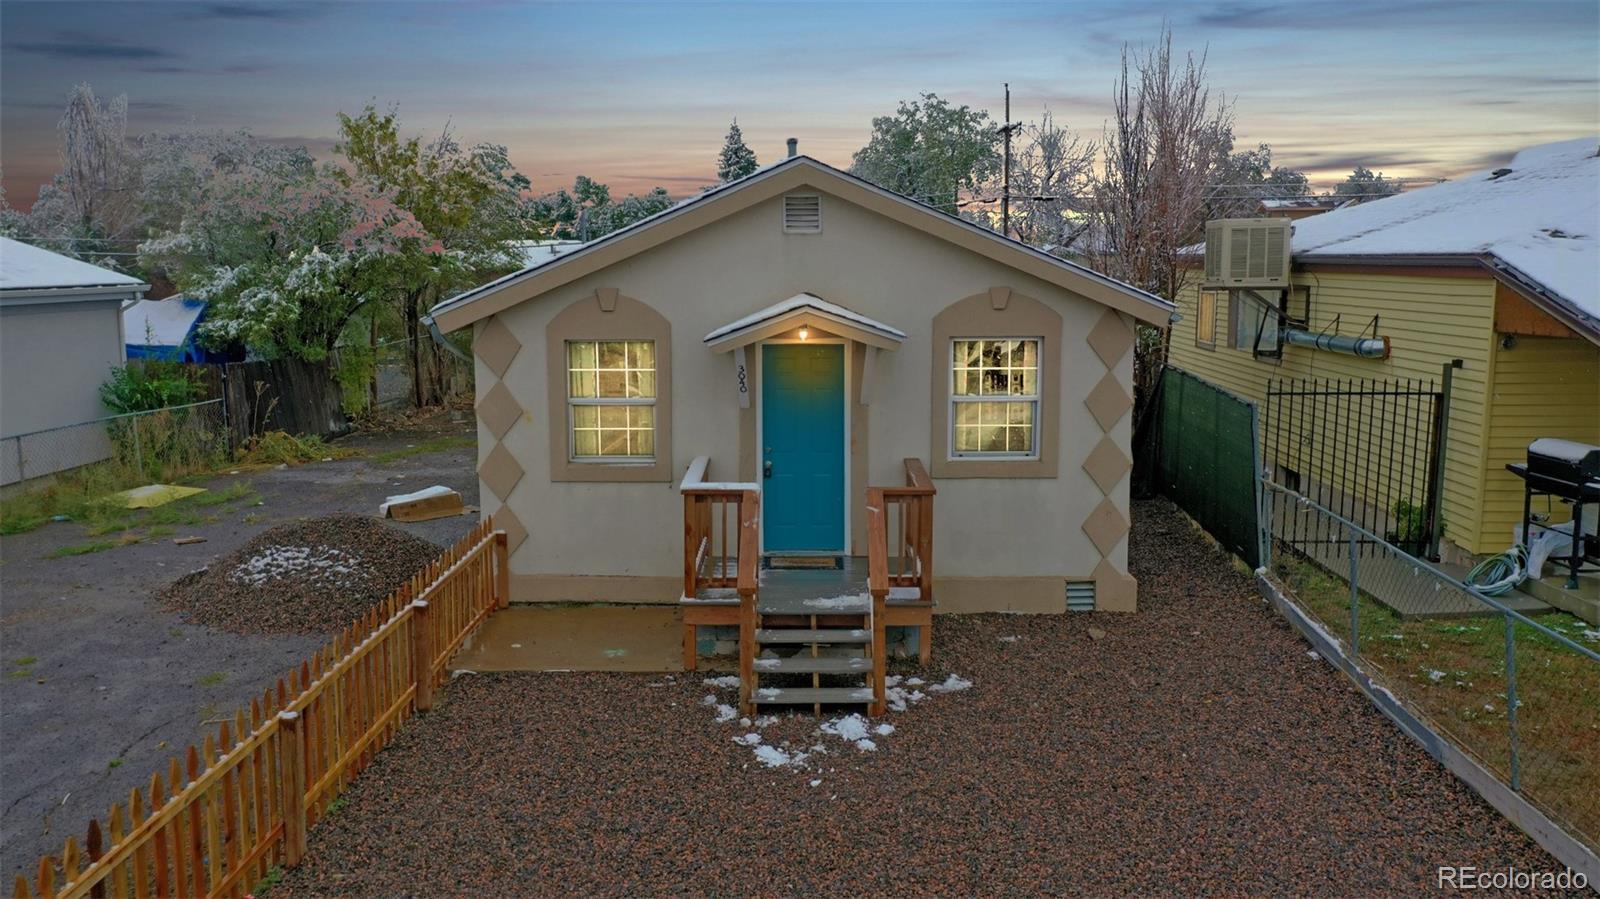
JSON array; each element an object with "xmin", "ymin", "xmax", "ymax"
[
  {"xmin": 701, "ymin": 672, "xmax": 967, "ymax": 780},
  {"xmin": 159, "ymin": 514, "xmax": 442, "ymax": 635}
]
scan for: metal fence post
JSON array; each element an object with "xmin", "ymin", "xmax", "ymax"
[
  {"xmin": 1503, "ymin": 611, "xmax": 1522, "ymax": 791},
  {"xmin": 131, "ymin": 413, "xmax": 145, "ymax": 479},
  {"xmin": 1425, "ymin": 359, "xmax": 1462, "ymax": 560},
  {"xmin": 1347, "ymin": 528, "xmax": 1361, "ymax": 658}
]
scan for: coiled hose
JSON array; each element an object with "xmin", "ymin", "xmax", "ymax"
[{"xmin": 1465, "ymin": 545, "xmax": 1529, "ymax": 596}]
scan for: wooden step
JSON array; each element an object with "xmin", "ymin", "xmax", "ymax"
[
  {"xmin": 752, "ymin": 686, "xmax": 875, "ymax": 705},
  {"xmin": 755, "ymin": 628, "xmax": 871, "ymax": 644},
  {"xmin": 757, "ymin": 593, "xmax": 870, "ymax": 615},
  {"xmin": 753, "ymin": 655, "xmax": 873, "ymax": 674}
]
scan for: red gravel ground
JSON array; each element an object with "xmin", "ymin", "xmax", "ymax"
[{"xmin": 275, "ymin": 499, "xmax": 1574, "ymax": 897}]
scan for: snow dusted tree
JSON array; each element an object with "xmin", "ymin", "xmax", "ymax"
[
  {"xmin": 1335, "ymin": 165, "xmax": 1401, "ymax": 202},
  {"xmin": 13, "ymin": 84, "xmax": 145, "ymax": 264},
  {"xmin": 138, "ymin": 144, "xmax": 400, "ymax": 362},
  {"xmin": 716, "ymin": 119, "xmax": 759, "ymax": 182},
  {"xmin": 1088, "ymin": 25, "xmax": 1234, "ymax": 402},
  {"xmin": 850, "ymin": 93, "xmax": 1000, "ymax": 215},
  {"xmin": 1004, "ymin": 112, "xmax": 1096, "ymax": 251},
  {"xmin": 1208, "ymin": 142, "xmax": 1310, "ymax": 219},
  {"xmin": 530, "ymin": 177, "xmax": 672, "ymax": 241},
  {"xmin": 335, "ymin": 105, "xmax": 531, "ymax": 406}
]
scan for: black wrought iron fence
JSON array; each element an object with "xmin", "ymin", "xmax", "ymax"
[{"xmin": 1263, "ymin": 364, "xmax": 1458, "ymax": 559}]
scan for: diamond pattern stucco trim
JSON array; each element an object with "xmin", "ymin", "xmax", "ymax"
[
  {"xmin": 1086, "ymin": 308, "xmax": 1135, "ymax": 368},
  {"xmin": 478, "ymin": 442, "xmax": 525, "ymax": 502},
  {"xmin": 477, "ymin": 380, "xmax": 523, "ymax": 440},
  {"xmin": 1084, "ymin": 372, "xmax": 1133, "ymax": 433},
  {"xmin": 475, "ymin": 316, "xmax": 522, "ymax": 378},
  {"xmin": 1081, "ymin": 497, "xmax": 1130, "ymax": 557},
  {"xmin": 1082, "ymin": 435, "xmax": 1132, "ymax": 495},
  {"xmin": 494, "ymin": 504, "xmax": 529, "ymax": 554}
]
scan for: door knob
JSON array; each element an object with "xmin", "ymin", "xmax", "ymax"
[{"xmin": 763, "ymin": 460, "xmax": 773, "ymax": 478}]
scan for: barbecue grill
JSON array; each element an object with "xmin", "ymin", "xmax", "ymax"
[{"xmin": 1505, "ymin": 438, "xmax": 1600, "ymax": 589}]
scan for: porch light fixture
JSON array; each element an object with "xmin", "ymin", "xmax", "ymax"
[{"xmin": 798, "ymin": 324, "xmax": 810, "ymax": 340}]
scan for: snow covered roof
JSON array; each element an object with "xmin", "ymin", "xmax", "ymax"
[
  {"xmin": 124, "ymin": 296, "xmax": 206, "ymax": 347},
  {"xmin": 427, "ymin": 155, "xmax": 1175, "ymax": 332},
  {"xmin": 704, "ymin": 293, "xmax": 907, "ymax": 351},
  {"xmin": 1290, "ymin": 137, "xmax": 1598, "ymax": 337},
  {"xmin": 0, "ymin": 236, "xmax": 146, "ymax": 293},
  {"xmin": 512, "ymin": 239, "xmax": 586, "ymax": 267}
]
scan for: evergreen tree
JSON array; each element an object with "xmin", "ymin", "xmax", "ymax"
[{"xmin": 716, "ymin": 119, "xmax": 759, "ymax": 182}]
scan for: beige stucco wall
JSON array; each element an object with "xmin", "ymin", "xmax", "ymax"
[
  {"xmin": 476, "ymin": 187, "xmax": 1137, "ymax": 611},
  {"xmin": 0, "ymin": 298, "xmax": 125, "ymax": 436}
]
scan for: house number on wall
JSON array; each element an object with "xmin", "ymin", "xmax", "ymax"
[{"xmin": 735, "ymin": 346, "xmax": 750, "ymax": 408}]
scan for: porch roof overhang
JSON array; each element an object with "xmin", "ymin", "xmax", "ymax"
[{"xmin": 702, "ymin": 293, "xmax": 907, "ymax": 352}]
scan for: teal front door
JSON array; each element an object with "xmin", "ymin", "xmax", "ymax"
[{"xmin": 762, "ymin": 343, "xmax": 845, "ymax": 553}]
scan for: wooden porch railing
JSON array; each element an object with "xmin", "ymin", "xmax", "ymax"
[
  {"xmin": 878, "ymin": 458, "xmax": 936, "ymax": 602},
  {"xmin": 15, "ymin": 521, "xmax": 509, "ymax": 899},
  {"xmin": 680, "ymin": 456, "xmax": 762, "ymax": 599},
  {"xmin": 735, "ymin": 489, "xmax": 760, "ymax": 714},
  {"xmin": 867, "ymin": 459, "xmax": 936, "ymax": 674}
]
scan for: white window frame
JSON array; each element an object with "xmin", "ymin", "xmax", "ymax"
[
  {"xmin": 947, "ymin": 336, "xmax": 1042, "ymax": 461},
  {"xmin": 566, "ymin": 339, "xmax": 658, "ymax": 464}
]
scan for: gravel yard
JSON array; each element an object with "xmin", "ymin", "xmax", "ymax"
[
  {"xmin": 0, "ymin": 412, "xmax": 477, "ymax": 880},
  {"xmin": 276, "ymin": 498, "xmax": 1567, "ymax": 897}
]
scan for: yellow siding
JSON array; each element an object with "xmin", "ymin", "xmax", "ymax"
[
  {"xmin": 1480, "ymin": 336, "xmax": 1600, "ymax": 547},
  {"xmin": 1168, "ymin": 271, "xmax": 1499, "ymax": 553}
]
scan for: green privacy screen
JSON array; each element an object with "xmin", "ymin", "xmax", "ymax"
[{"xmin": 1145, "ymin": 366, "xmax": 1261, "ymax": 567}]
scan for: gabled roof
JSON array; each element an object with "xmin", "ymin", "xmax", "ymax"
[
  {"xmin": 124, "ymin": 296, "xmax": 206, "ymax": 347},
  {"xmin": 704, "ymin": 293, "xmax": 906, "ymax": 351},
  {"xmin": 0, "ymin": 236, "xmax": 146, "ymax": 294},
  {"xmin": 429, "ymin": 156, "xmax": 1175, "ymax": 332},
  {"xmin": 1289, "ymin": 137, "xmax": 1598, "ymax": 340}
]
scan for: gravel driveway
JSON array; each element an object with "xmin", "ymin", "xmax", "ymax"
[
  {"xmin": 275, "ymin": 499, "xmax": 1566, "ymax": 897},
  {"xmin": 0, "ymin": 415, "xmax": 478, "ymax": 879}
]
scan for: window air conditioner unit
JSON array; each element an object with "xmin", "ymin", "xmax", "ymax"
[{"xmin": 1203, "ymin": 218, "xmax": 1291, "ymax": 288}]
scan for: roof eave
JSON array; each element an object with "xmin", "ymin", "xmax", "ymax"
[{"xmin": 0, "ymin": 283, "xmax": 150, "ymax": 305}]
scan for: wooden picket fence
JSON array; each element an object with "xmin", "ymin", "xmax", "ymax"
[{"xmin": 14, "ymin": 520, "xmax": 509, "ymax": 899}]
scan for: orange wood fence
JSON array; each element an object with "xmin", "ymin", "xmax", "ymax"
[{"xmin": 14, "ymin": 520, "xmax": 509, "ymax": 899}]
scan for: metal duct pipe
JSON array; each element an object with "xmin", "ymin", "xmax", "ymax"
[{"xmin": 1283, "ymin": 328, "xmax": 1389, "ymax": 359}]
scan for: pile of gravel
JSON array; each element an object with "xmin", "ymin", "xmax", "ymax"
[{"xmin": 160, "ymin": 514, "xmax": 441, "ymax": 635}]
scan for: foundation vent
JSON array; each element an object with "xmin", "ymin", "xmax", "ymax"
[
  {"xmin": 1066, "ymin": 581, "xmax": 1096, "ymax": 612},
  {"xmin": 783, "ymin": 194, "xmax": 822, "ymax": 234}
]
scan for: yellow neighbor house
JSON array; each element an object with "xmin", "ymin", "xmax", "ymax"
[{"xmin": 1170, "ymin": 137, "xmax": 1599, "ymax": 565}]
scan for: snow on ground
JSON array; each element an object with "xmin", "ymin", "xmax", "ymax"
[
  {"xmin": 700, "ymin": 672, "xmax": 973, "ymax": 773},
  {"xmin": 230, "ymin": 545, "xmax": 364, "ymax": 587}
]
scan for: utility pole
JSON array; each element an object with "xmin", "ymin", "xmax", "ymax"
[{"xmin": 1001, "ymin": 83, "xmax": 1011, "ymax": 238}]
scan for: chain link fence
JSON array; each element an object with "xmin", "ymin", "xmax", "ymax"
[
  {"xmin": 1, "ymin": 400, "xmax": 229, "ymax": 488},
  {"xmin": 1262, "ymin": 478, "xmax": 1600, "ymax": 851}
]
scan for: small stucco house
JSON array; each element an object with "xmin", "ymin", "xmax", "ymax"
[
  {"xmin": 430, "ymin": 154, "xmax": 1173, "ymax": 643},
  {"xmin": 1, "ymin": 237, "xmax": 147, "ymax": 485},
  {"xmin": 1169, "ymin": 137, "xmax": 1598, "ymax": 572}
]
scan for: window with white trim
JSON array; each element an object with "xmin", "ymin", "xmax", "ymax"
[
  {"xmin": 567, "ymin": 340, "xmax": 656, "ymax": 460},
  {"xmin": 950, "ymin": 338, "xmax": 1040, "ymax": 457}
]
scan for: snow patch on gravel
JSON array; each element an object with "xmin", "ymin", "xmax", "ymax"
[
  {"xmin": 926, "ymin": 674, "xmax": 972, "ymax": 693},
  {"xmin": 231, "ymin": 545, "xmax": 363, "ymax": 587},
  {"xmin": 704, "ymin": 676, "xmax": 742, "ymax": 689}
]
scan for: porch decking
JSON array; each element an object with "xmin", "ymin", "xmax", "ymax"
[{"xmin": 680, "ymin": 457, "xmax": 936, "ymax": 714}]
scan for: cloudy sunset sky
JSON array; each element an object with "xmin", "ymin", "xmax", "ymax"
[{"xmin": 2, "ymin": 0, "xmax": 1596, "ymax": 207}]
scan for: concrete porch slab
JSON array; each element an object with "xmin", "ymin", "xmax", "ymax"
[
  {"xmin": 1515, "ymin": 570, "xmax": 1600, "ymax": 626},
  {"xmin": 451, "ymin": 605, "xmax": 682, "ymax": 672}
]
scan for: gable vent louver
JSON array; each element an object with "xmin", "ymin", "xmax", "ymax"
[
  {"xmin": 1066, "ymin": 581, "xmax": 1096, "ymax": 612},
  {"xmin": 783, "ymin": 194, "xmax": 822, "ymax": 233}
]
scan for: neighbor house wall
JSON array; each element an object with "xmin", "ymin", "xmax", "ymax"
[
  {"xmin": 1480, "ymin": 334, "xmax": 1600, "ymax": 546},
  {"xmin": 1168, "ymin": 268, "xmax": 1500, "ymax": 555},
  {"xmin": 0, "ymin": 298, "xmax": 126, "ymax": 436},
  {"xmin": 474, "ymin": 188, "xmax": 1139, "ymax": 612}
]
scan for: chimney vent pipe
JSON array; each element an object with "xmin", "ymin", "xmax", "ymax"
[{"xmin": 786, "ymin": 138, "xmax": 798, "ymax": 158}]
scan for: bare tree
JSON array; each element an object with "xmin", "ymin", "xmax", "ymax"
[
  {"xmin": 1089, "ymin": 26, "xmax": 1233, "ymax": 399},
  {"xmin": 57, "ymin": 84, "xmax": 142, "ymax": 240},
  {"xmin": 1006, "ymin": 112, "xmax": 1096, "ymax": 251}
]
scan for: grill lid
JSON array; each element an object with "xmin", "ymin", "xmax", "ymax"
[{"xmin": 1528, "ymin": 438, "xmax": 1600, "ymax": 480}]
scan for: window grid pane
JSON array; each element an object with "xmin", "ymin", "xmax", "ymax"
[
  {"xmin": 951, "ymin": 338, "xmax": 1039, "ymax": 457},
  {"xmin": 568, "ymin": 339, "xmax": 657, "ymax": 460}
]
